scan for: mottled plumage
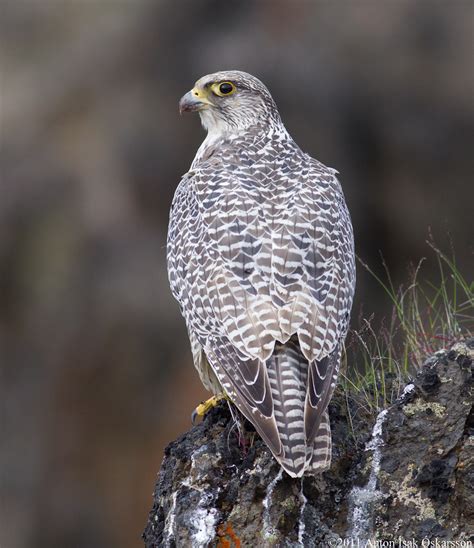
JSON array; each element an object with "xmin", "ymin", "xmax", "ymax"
[{"xmin": 168, "ymin": 71, "xmax": 355, "ymax": 477}]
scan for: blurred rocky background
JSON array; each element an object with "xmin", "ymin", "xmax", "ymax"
[{"xmin": 0, "ymin": 2, "xmax": 472, "ymax": 547}]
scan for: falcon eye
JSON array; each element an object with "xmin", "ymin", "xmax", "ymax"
[
  {"xmin": 219, "ymin": 82, "xmax": 234, "ymax": 94},
  {"xmin": 211, "ymin": 81, "xmax": 236, "ymax": 97}
]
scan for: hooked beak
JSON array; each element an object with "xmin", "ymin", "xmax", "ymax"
[{"xmin": 179, "ymin": 88, "xmax": 213, "ymax": 114}]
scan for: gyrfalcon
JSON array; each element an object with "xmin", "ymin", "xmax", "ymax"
[{"xmin": 167, "ymin": 70, "xmax": 355, "ymax": 477}]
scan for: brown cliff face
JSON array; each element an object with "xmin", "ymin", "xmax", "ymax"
[{"xmin": 143, "ymin": 340, "xmax": 473, "ymax": 546}]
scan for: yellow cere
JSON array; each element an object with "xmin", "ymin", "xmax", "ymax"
[{"xmin": 191, "ymin": 86, "xmax": 214, "ymax": 105}]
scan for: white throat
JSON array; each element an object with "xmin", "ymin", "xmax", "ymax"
[{"xmin": 191, "ymin": 110, "xmax": 244, "ymax": 167}]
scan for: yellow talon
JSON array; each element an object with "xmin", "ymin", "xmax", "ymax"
[{"xmin": 192, "ymin": 394, "xmax": 227, "ymax": 423}]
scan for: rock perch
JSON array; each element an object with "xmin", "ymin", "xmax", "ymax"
[{"xmin": 143, "ymin": 341, "xmax": 473, "ymax": 546}]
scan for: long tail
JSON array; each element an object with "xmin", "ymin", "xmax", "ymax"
[{"xmin": 265, "ymin": 336, "xmax": 331, "ymax": 477}]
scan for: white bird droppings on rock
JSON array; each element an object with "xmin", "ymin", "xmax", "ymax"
[{"xmin": 347, "ymin": 408, "xmax": 388, "ymax": 541}]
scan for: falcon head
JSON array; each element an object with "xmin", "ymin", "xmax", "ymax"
[{"xmin": 179, "ymin": 70, "xmax": 281, "ymax": 135}]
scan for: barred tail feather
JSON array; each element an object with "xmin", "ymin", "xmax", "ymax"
[
  {"xmin": 306, "ymin": 409, "xmax": 332, "ymax": 474},
  {"xmin": 266, "ymin": 336, "xmax": 310, "ymax": 477}
]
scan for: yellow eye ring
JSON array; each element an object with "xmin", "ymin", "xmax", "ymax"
[{"xmin": 211, "ymin": 81, "xmax": 236, "ymax": 97}]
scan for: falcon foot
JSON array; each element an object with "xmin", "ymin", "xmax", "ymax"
[{"xmin": 191, "ymin": 394, "xmax": 226, "ymax": 424}]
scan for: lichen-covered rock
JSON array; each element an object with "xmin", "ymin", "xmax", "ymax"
[
  {"xmin": 373, "ymin": 340, "xmax": 474, "ymax": 540},
  {"xmin": 143, "ymin": 341, "xmax": 474, "ymax": 547}
]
